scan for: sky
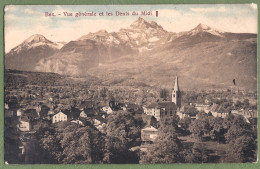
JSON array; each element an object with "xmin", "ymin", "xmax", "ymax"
[{"xmin": 4, "ymin": 4, "xmax": 258, "ymax": 52}]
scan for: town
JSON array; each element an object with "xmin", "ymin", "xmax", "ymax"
[{"xmin": 4, "ymin": 69, "xmax": 257, "ymax": 164}]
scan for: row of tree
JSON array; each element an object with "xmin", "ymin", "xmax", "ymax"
[
  {"xmin": 5, "ymin": 109, "xmax": 257, "ymax": 164},
  {"xmin": 187, "ymin": 112, "xmax": 257, "ymax": 162},
  {"xmin": 141, "ymin": 111, "xmax": 257, "ymax": 163},
  {"xmin": 22, "ymin": 110, "xmax": 143, "ymax": 164}
]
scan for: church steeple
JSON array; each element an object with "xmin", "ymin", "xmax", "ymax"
[
  {"xmin": 172, "ymin": 76, "xmax": 181, "ymax": 108},
  {"xmin": 174, "ymin": 76, "xmax": 180, "ymax": 91}
]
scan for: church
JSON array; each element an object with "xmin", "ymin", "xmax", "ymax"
[{"xmin": 143, "ymin": 76, "xmax": 181, "ymax": 121}]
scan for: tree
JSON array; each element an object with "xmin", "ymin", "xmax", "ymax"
[
  {"xmin": 221, "ymin": 99, "xmax": 233, "ymax": 112},
  {"xmin": 141, "ymin": 133, "xmax": 183, "ymax": 163},
  {"xmin": 235, "ymin": 100, "xmax": 243, "ymax": 109},
  {"xmin": 225, "ymin": 115, "xmax": 253, "ymax": 144},
  {"xmin": 189, "ymin": 112, "xmax": 210, "ymax": 141},
  {"xmin": 4, "ymin": 116, "xmax": 22, "ymax": 164},
  {"xmin": 223, "ymin": 115, "xmax": 257, "ymax": 162},
  {"xmin": 227, "ymin": 135, "xmax": 257, "ymax": 162},
  {"xmin": 35, "ymin": 122, "xmax": 104, "ymax": 164},
  {"xmin": 104, "ymin": 111, "xmax": 141, "ymax": 163},
  {"xmin": 179, "ymin": 115, "xmax": 191, "ymax": 132},
  {"xmin": 140, "ymin": 117, "xmax": 183, "ymax": 163},
  {"xmin": 196, "ymin": 111, "xmax": 208, "ymax": 120},
  {"xmin": 189, "ymin": 120, "xmax": 204, "ymax": 140},
  {"xmin": 100, "ymin": 87, "xmax": 108, "ymax": 102},
  {"xmin": 60, "ymin": 124, "xmax": 104, "ymax": 164},
  {"xmin": 209, "ymin": 117, "xmax": 225, "ymax": 143},
  {"xmin": 160, "ymin": 88, "xmax": 169, "ymax": 100},
  {"xmin": 242, "ymin": 99, "xmax": 250, "ymax": 109},
  {"xmin": 185, "ymin": 143, "xmax": 209, "ymax": 163}
]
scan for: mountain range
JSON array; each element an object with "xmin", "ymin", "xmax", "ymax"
[{"xmin": 5, "ymin": 17, "xmax": 257, "ymax": 90}]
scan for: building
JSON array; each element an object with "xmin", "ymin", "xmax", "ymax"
[
  {"xmin": 92, "ymin": 115, "xmax": 107, "ymax": 127},
  {"xmin": 210, "ymin": 103, "xmax": 229, "ymax": 118},
  {"xmin": 80, "ymin": 111, "xmax": 88, "ymax": 118},
  {"xmin": 142, "ymin": 114, "xmax": 158, "ymax": 128},
  {"xmin": 92, "ymin": 115, "xmax": 107, "ymax": 132},
  {"xmin": 195, "ymin": 104, "xmax": 210, "ymax": 113},
  {"xmin": 71, "ymin": 119, "xmax": 84, "ymax": 126},
  {"xmin": 172, "ymin": 76, "xmax": 181, "ymax": 108},
  {"xmin": 101, "ymin": 106, "xmax": 113, "ymax": 114},
  {"xmin": 35, "ymin": 105, "xmax": 41, "ymax": 114},
  {"xmin": 177, "ymin": 105, "xmax": 198, "ymax": 120},
  {"xmin": 231, "ymin": 109, "xmax": 257, "ymax": 123},
  {"xmin": 144, "ymin": 101, "xmax": 177, "ymax": 121},
  {"xmin": 118, "ymin": 103, "xmax": 127, "ymax": 111},
  {"xmin": 5, "ymin": 103, "xmax": 9, "ymax": 110},
  {"xmin": 17, "ymin": 109, "xmax": 24, "ymax": 117},
  {"xmin": 46, "ymin": 111, "xmax": 55, "ymax": 120},
  {"xmin": 143, "ymin": 76, "xmax": 180, "ymax": 121},
  {"xmin": 204, "ymin": 98, "xmax": 210, "ymax": 104},
  {"xmin": 109, "ymin": 99, "xmax": 121, "ymax": 111},
  {"xmin": 158, "ymin": 101, "xmax": 177, "ymax": 119},
  {"xmin": 52, "ymin": 112, "xmax": 67, "ymax": 123},
  {"xmin": 18, "ymin": 116, "xmax": 31, "ymax": 131},
  {"xmin": 19, "ymin": 145, "xmax": 25, "ymax": 156},
  {"xmin": 141, "ymin": 126, "xmax": 159, "ymax": 143},
  {"xmin": 143, "ymin": 103, "xmax": 161, "ymax": 121},
  {"xmin": 231, "ymin": 109, "xmax": 257, "ymax": 118}
]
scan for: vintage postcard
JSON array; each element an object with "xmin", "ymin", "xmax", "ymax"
[{"xmin": 4, "ymin": 4, "xmax": 258, "ymax": 164}]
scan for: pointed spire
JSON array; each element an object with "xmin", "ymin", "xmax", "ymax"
[{"xmin": 174, "ymin": 76, "xmax": 179, "ymax": 91}]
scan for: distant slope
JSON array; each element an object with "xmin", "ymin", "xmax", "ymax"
[
  {"xmin": 35, "ymin": 38, "xmax": 136, "ymax": 75},
  {"xmin": 4, "ymin": 69, "xmax": 100, "ymax": 88},
  {"xmin": 88, "ymin": 35, "xmax": 257, "ymax": 91}
]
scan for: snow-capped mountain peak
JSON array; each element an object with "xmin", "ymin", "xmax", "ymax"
[
  {"xmin": 194, "ymin": 24, "xmax": 211, "ymax": 31},
  {"xmin": 113, "ymin": 17, "xmax": 168, "ymax": 51},
  {"xmin": 130, "ymin": 17, "xmax": 148, "ymax": 28},
  {"xmin": 5, "ymin": 34, "xmax": 59, "ymax": 71},
  {"xmin": 188, "ymin": 23, "xmax": 224, "ymax": 37},
  {"xmin": 24, "ymin": 34, "xmax": 50, "ymax": 44},
  {"xmin": 78, "ymin": 30, "xmax": 109, "ymax": 40},
  {"xmin": 11, "ymin": 34, "xmax": 59, "ymax": 53},
  {"xmin": 130, "ymin": 17, "xmax": 165, "ymax": 31}
]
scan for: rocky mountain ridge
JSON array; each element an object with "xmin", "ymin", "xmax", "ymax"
[{"xmin": 5, "ymin": 17, "xmax": 257, "ymax": 90}]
